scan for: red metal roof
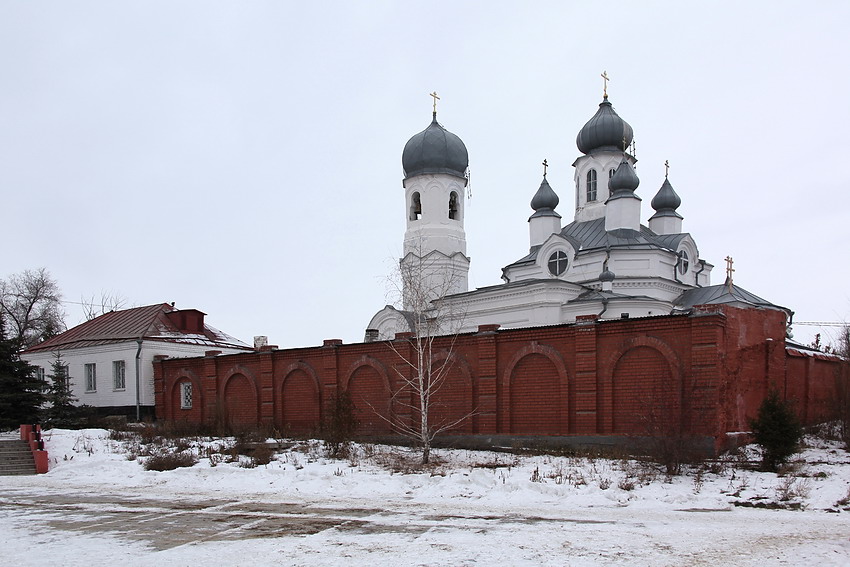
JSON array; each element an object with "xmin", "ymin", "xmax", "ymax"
[{"xmin": 23, "ymin": 303, "xmax": 250, "ymax": 353}]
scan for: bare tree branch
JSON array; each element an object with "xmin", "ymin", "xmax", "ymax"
[{"xmin": 0, "ymin": 268, "xmax": 65, "ymax": 350}]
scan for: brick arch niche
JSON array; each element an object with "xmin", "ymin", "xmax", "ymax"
[
  {"xmin": 345, "ymin": 358, "xmax": 392, "ymax": 435},
  {"xmin": 428, "ymin": 352, "xmax": 475, "ymax": 434},
  {"xmin": 610, "ymin": 345, "xmax": 680, "ymax": 435},
  {"xmin": 279, "ymin": 365, "xmax": 321, "ymax": 434},
  {"xmin": 169, "ymin": 374, "xmax": 203, "ymax": 423},
  {"xmin": 504, "ymin": 344, "xmax": 570, "ymax": 435},
  {"xmin": 222, "ymin": 372, "xmax": 258, "ymax": 430}
]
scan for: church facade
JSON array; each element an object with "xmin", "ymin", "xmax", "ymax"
[
  {"xmin": 154, "ymin": 89, "xmax": 845, "ymax": 452},
  {"xmin": 366, "ymin": 90, "xmax": 786, "ymax": 341}
]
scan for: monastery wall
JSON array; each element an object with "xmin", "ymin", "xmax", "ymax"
[{"xmin": 154, "ymin": 305, "xmax": 843, "ymax": 453}]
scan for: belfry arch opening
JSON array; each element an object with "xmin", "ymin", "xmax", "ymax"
[
  {"xmin": 410, "ymin": 192, "xmax": 422, "ymax": 220},
  {"xmin": 449, "ymin": 191, "xmax": 460, "ymax": 220}
]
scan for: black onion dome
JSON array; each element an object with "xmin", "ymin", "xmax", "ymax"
[
  {"xmin": 608, "ymin": 158, "xmax": 640, "ymax": 194},
  {"xmin": 599, "ymin": 268, "xmax": 616, "ymax": 282},
  {"xmin": 651, "ymin": 178, "xmax": 681, "ymax": 212},
  {"xmin": 402, "ymin": 113, "xmax": 469, "ymax": 179},
  {"xmin": 530, "ymin": 176, "xmax": 559, "ymax": 211},
  {"xmin": 576, "ymin": 98, "xmax": 634, "ymax": 154}
]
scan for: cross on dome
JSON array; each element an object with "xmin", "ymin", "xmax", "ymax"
[
  {"xmin": 430, "ymin": 91, "xmax": 440, "ymax": 113},
  {"xmin": 601, "ymin": 70, "xmax": 610, "ymax": 99}
]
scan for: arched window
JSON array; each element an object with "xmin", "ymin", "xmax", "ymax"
[
  {"xmin": 449, "ymin": 191, "xmax": 459, "ymax": 220},
  {"xmin": 677, "ymin": 250, "xmax": 689, "ymax": 275},
  {"xmin": 548, "ymin": 250, "xmax": 569, "ymax": 276},
  {"xmin": 410, "ymin": 192, "xmax": 421, "ymax": 221},
  {"xmin": 586, "ymin": 169, "xmax": 597, "ymax": 202},
  {"xmin": 609, "ymin": 169, "xmax": 615, "ymax": 179}
]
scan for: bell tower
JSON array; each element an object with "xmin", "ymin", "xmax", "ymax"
[{"xmin": 399, "ymin": 95, "xmax": 470, "ymax": 309}]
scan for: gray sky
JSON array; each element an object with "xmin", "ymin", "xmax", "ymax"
[{"xmin": 3, "ymin": 1, "xmax": 848, "ymax": 348}]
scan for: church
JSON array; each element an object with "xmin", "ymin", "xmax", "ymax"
[
  {"xmin": 152, "ymin": 84, "xmax": 843, "ymax": 452},
  {"xmin": 365, "ymin": 86, "xmax": 787, "ymax": 341}
]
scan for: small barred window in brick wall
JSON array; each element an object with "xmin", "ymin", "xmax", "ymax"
[{"xmin": 180, "ymin": 382, "xmax": 193, "ymax": 409}]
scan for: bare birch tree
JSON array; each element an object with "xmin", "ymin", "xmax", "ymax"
[{"xmin": 384, "ymin": 249, "xmax": 472, "ymax": 464}]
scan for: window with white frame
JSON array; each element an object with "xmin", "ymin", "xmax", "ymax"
[
  {"xmin": 586, "ymin": 169, "xmax": 598, "ymax": 202},
  {"xmin": 35, "ymin": 367, "xmax": 45, "ymax": 382},
  {"xmin": 180, "ymin": 382, "xmax": 193, "ymax": 409},
  {"xmin": 677, "ymin": 250, "xmax": 690, "ymax": 275},
  {"xmin": 113, "ymin": 360, "xmax": 126, "ymax": 390},
  {"xmin": 84, "ymin": 363, "xmax": 96, "ymax": 392}
]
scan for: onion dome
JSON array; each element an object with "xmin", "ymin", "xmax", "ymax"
[
  {"xmin": 576, "ymin": 98, "xmax": 634, "ymax": 155},
  {"xmin": 402, "ymin": 112, "xmax": 469, "ymax": 179},
  {"xmin": 608, "ymin": 157, "xmax": 640, "ymax": 195},
  {"xmin": 651, "ymin": 178, "xmax": 682, "ymax": 214},
  {"xmin": 599, "ymin": 268, "xmax": 615, "ymax": 282},
  {"xmin": 530, "ymin": 176, "xmax": 559, "ymax": 212}
]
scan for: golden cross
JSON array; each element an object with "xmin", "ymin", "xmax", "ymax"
[
  {"xmin": 664, "ymin": 160, "xmax": 670, "ymax": 178},
  {"xmin": 601, "ymin": 70, "xmax": 610, "ymax": 98},
  {"xmin": 725, "ymin": 256, "xmax": 735, "ymax": 291},
  {"xmin": 430, "ymin": 91, "xmax": 440, "ymax": 113},
  {"xmin": 542, "ymin": 159, "xmax": 548, "ymax": 177}
]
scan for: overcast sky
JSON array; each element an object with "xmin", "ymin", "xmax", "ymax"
[{"xmin": 2, "ymin": 1, "xmax": 848, "ymax": 349}]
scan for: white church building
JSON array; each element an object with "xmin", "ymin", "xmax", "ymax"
[{"xmin": 366, "ymin": 89, "xmax": 786, "ymax": 339}]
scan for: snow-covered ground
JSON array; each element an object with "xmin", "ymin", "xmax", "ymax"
[{"xmin": 1, "ymin": 428, "xmax": 849, "ymax": 566}]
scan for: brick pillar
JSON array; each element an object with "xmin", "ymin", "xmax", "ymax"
[
  {"xmin": 391, "ymin": 335, "xmax": 414, "ymax": 431},
  {"xmin": 322, "ymin": 340, "xmax": 342, "ymax": 418},
  {"xmin": 203, "ymin": 353, "xmax": 220, "ymax": 426},
  {"xmin": 258, "ymin": 351, "xmax": 275, "ymax": 427},
  {"xmin": 574, "ymin": 315, "xmax": 599, "ymax": 434},
  {"xmin": 475, "ymin": 325, "xmax": 499, "ymax": 434},
  {"xmin": 688, "ymin": 310, "xmax": 725, "ymax": 438},
  {"xmin": 153, "ymin": 355, "xmax": 168, "ymax": 422}
]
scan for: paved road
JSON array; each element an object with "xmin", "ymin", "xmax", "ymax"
[{"xmin": 2, "ymin": 486, "xmax": 849, "ymax": 566}]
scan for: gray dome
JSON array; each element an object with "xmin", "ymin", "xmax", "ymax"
[
  {"xmin": 608, "ymin": 158, "xmax": 640, "ymax": 194},
  {"xmin": 651, "ymin": 178, "xmax": 681, "ymax": 212},
  {"xmin": 530, "ymin": 176, "xmax": 559, "ymax": 211},
  {"xmin": 576, "ymin": 98, "xmax": 634, "ymax": 154},
  {"xmin": 599, "ymin": 268, "xmax": 616, "ymax": 282},
  {"xmin": 402, "ymin": 113, "xmax": 469, "ymax": 179}
]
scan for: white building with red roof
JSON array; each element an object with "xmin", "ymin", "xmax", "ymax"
[{"xmin": 21, "ymin": 303, "xmax": 251, "ymax": 419}]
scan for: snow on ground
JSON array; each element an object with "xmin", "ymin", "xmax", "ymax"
[{"xmin": 1, "ymin": 428, "xmax": 849, "ymax": 566}]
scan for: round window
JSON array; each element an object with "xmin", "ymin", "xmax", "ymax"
[
  {"xmin": 677, "ymin": 250, "xmax": 689, "ymax": 275},
  {"xmin": 548, "ymin": 250, "xmax": 569, "ymax": 276}
]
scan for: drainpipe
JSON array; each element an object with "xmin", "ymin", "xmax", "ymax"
[
  {"xmin": 597, "ymin": 297, "xmax": 609, "ymax": 319},
  {"xmin": 135, "ymin": 339, "xmax": 143, "ymax": 422},
  {"xmin": 694, "ymin": 260, "xmax": 706, "ymax": 288}
]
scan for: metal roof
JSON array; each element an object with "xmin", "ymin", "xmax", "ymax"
[
  {"xmin": 576, "ymin": 98, "xmax": 634, "ymax": 155},
  {"xmin": 674, "ymin": 282, "xmax": 791, "ymax": 315},
  {"xmin": 503, "ymin": 218, "xmax": 691, "ymax": 273},
  {"xmin": 402, "ymin": 112, "xmax": 468, "ymax": 180},
  {"xmin": 23, "ymin": 303, "xmax": 250, "ymax": 353}
]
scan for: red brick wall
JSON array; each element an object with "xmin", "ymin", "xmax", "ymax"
[
  {"xmin": 280, "ymin": 369, "xmax": 320, "ymax": 434},
  {"xmin": 222, "ymin": 373, "xmax": 257, "ymax": 430},
  {"xmin": 152, "ymin": 305, "xmax": 844, "ymax": 450}
]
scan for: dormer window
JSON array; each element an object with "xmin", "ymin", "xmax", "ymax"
[
  {"xmin": 586, "ymin": 169, "xmax": 597, "ymax": 202},
  {"xmin": 609, "ymin": 169, "xmax": 615, "ymax": 179},
  {"xmin": 410, "ymin": 192, "xmax": 421, "ymax": 221},
  {"xmin": 449, "ymin": 191, "xmax": 459, "ymax": 220}
]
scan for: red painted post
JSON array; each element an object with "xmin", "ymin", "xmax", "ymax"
[
  {"xmin": 20, "ymin": 424, "xmax": 32, "ymax": 441},
  {"xmin": 33, "ymin": 450, "xmax": 49, "ymax": 474}
]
